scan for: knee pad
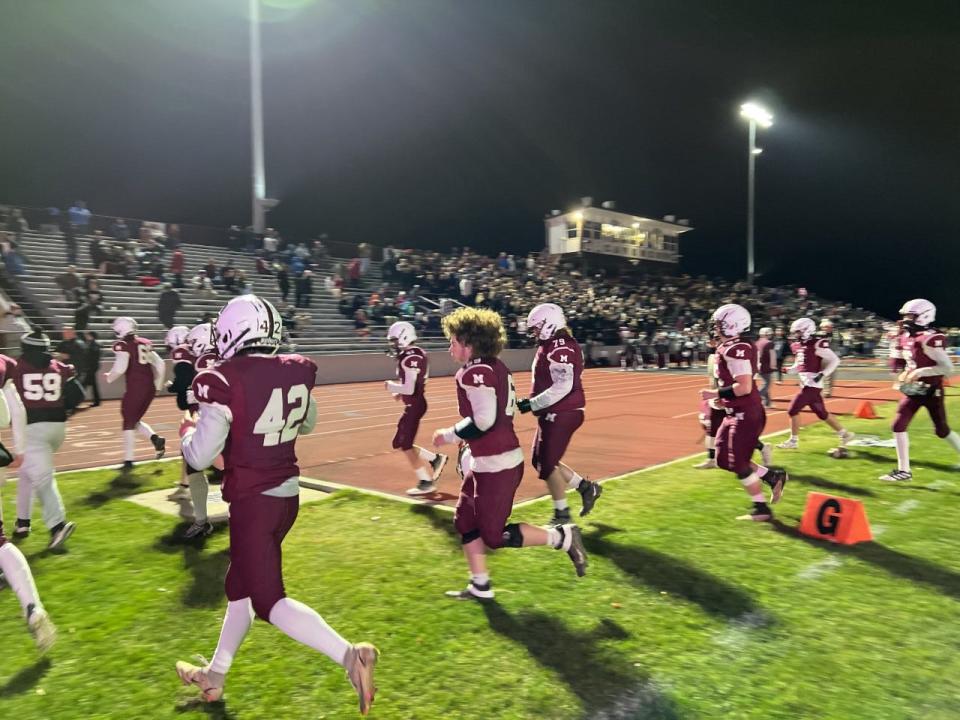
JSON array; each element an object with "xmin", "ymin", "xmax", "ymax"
[
  {"xmin": 936, "ymin": 425, "xmax": 951, "ymax": 439},
  {"xmin": 460, "ymin": 528, "xmax": 481, "ymax": 545},
  {"xmin": 501, "ymin": 523, "xmax": 523, "ymax": 548}
]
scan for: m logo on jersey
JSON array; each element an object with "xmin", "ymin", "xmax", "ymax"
[
  {"xmin": 558, "ymin": 354, "xmax": 568, "ymax": 363},
  {"xmin": 472, "ymin": 373, "xmax": 485, "ymax": 385},
  {"xmin": 196, "ymin": 384, "xmax": 210, "ymax": 400},
  {"xmin": 735, "ymin": 349, "xmax": 746, "ymax": 357}
]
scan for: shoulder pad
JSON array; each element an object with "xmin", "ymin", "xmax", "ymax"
[{"xmin": 191, "ymin": 369, "xmax": 231, "ymax": 406}]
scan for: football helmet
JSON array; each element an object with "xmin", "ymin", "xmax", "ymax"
[
  {"xmin": 112, "ymin": 316, "xmax": 138, "ymax": 338},
  {"xmin": 758, "ymin": 327, "xmax": 773, "ymax": 338},
  {"xmin": 165, "ymin": 325, "xmax": 190, "ymax": 350},
  {"xmin": 214, "ymin": 295, "xmax": 282, "ymax": 360},
  {"xmin": 526, "ymin": 303, "xmax": 565, "ymax": 341},
  {"xmin": 185, "ymin": 323, "xmax": 215, "ymax": 357},
  {"xmin": 387, "ymin": 321, "xmax": 417, "ymax": 356},
  {"xmin": 790, "ymin": 318, "xmax": 816, "ymax": 342},
  {"xmin": 711, "ymin": 304, "xmax": 750, "ymax": 338},
  {"xmin": 899, "ymin": 298, "xmax": 935, "ymax": 333}
]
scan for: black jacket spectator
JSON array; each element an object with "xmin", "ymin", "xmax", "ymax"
[{"xmin": 158, "ymin": 285, "xmax": 183, "ymax": 329}]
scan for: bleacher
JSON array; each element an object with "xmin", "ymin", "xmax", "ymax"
[{"xmin": 10, "ymin": 230, "xmax": 449, "ymax": 355}]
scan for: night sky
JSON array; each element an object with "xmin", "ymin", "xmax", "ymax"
[{"xmin": 1, "ymin": 1, "xmax": 958, "ymax": 320}]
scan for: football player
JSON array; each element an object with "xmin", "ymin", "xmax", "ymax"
[
  {"xmin": 755, "ymin": 327, "xmax": 776, "ymax": 408},
  {"xmin": 179, "ymin": 322, "xmax": 220, "ymax": 537},
  {"xmin": 0, "ymin": 364, "xmax": 56, "ymax": 650},
  {"xmin": 817, "ymin": 319, "xmax": 837, "ymax": 397},
  {"xmin": 431, "ymin": 307, "xmax": 588, "ymax": 602},
  {"xmin": 699, "ymin": 304, "xmax": 787, "ymax": 521},
  {"xmin": 175, "ymin": 295, "xmax": 378, "ymax": 715},
  {"xmin": 383, "ymin": 321, "xmax": 448, "ymax": 495},
  {"xmin": 6, "ymin": 330, "xmax": 84, "ymax": 548},
  {"xmin": 881, "ymin": 299, "xmax": 960, "ymax": 482},
  {"xmin": 104, "ymin": 317, "xmax": 166, "ymax": 470},
  {"xmin": 516, "ymin": 303, "xmax": 602, "ymax": 525},
  {"xmin": 776, "ymin": 318, "xmax": 854, "ymax": 451}
]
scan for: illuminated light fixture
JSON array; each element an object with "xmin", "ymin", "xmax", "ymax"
[
  {"xmin": 740, "ymin": 101, "xmax": 773, "ymax": 128},
  {"xmin": 752, "ymin": 148, "xmax": 764, "ymax": 155},
  {"xmin": 571, "ymin": 210, "xmax": 584, "ymax": 221}
]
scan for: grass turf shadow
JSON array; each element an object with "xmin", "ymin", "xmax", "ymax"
[
  {"xmin": 154, "ymin": 523, "xmax": 231, "ymax": 608},
  {"xmin": 82, "ymin": 466, "xmax": 163, "ymax": 508},
  {"xmin": 482, "ymin": 601, "xmax": 680, "ymax": 720},
  {"xmin": 771, "ymin": 519, "xmax": 960, "ymax": 600},
  {"xmin": 585, "ymin": 524, "xmax": 767, "ymax": 622},
  {"xmin": 175, "ymin": 697, "xmax": 237, "ymax": 719},
  {"xmin": 788, "ymin": 472, "xmax": 876, "ymax": 498},
  {"xmin": 0, "ymin": 658, "xmax": 51, "ymax": 697},
  {"xmin": 408, "ymin": 504, "xmax": 460, "ymax": 547},
  {"xmin": 852, "ymin": 448, "xmax": 959, "ymax": 474}
]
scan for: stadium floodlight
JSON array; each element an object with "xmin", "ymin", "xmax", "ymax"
[
  {"xmin": 739, "ymin": 101, "xmax": 774, "ymax": 283},
  {"xmin": 250, "ymin": 0, "xmax": 267, "ymax": 234}
]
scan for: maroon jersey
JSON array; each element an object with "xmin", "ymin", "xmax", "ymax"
[
  {"xmin": 530, "ymin": 331, "xmax": 585, "ymax": 415},
  {"xmin": 396, "ymin": 346, "xmax": 427, "ymax": 405},
  {"xmin": 714, "ymin": 338, "xmax": 761, "ymax": 410},
  {"xmin": 194, "ymin": 351, "xmax": 219, "ymax": 372},
  {"xmin": 171, "ymin": 345, "xmax": 195, "ymax": 366},
  {"xmin": 790, "ymin": 338, "xmax": 830, "ymax": 374},
  {"xmin": 455, "ymin": 357, "xmax": 520, "ymax": 458},
  {"xmin": 8, "ymin": 357, "xmax": 77, "ymax": 423},
  {"xmin": 754, "ymin": 337, "xmax": 775, "ymax": 374},
  {"xmin": 904, "ymin": 329, "xmax": 948, "ymax": 388},
  {"xmin": 0, "ymin": 354, "xmax": 11, "ymax": 386},
  {"xmin": 113, "ymin": 336, "xmax": 156, "ymax": 393},
  {"xmin": 191, "ymin": 354, "xmax": 317, "ymax": 502}
]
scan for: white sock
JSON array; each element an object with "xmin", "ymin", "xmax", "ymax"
[
  {"xmin": 136, "ymin": 421, "xmax": 155, "ymax": 440},
  {"xmin": 0, "ymin": 543, "xmax": 41, "ymax": 617},
  {"xmin": 895, "ymin": 432, "xmax": 910, "ymax": 472},
  {"xmin": 553, "ymin": 498, "xmax": 569, "ymax": 511},
  {"xmin": 268, "ymin": 597, "xmax": 351, "ymax": 667},
  {"xmin": 944, "ymin": 431, "xmax": 960, "ymax": 455},
  {"xmin": 705, "ymin": 436, "xmax": 715, "ymax": 450},
  {"xmin": 754, "ymin": 465, "xmax": 768, "ymax": 478},
  {"xmin": 416, "ymin": 447, "xmax": 437, "ymax": 463},
  {"xmin": 740, "ymin": 472, "xmax": 760, "ymax": 489},
  {"xmin": 751, "ymin": 492, "xmax": 766, "ymax": 502},
  {"xmin": 415, "ymin": 467, "xmax": 431, "ymax": 482},
  {"xmin": 208, "ymin": 598, "xmax": 254, "ymax": 675},
  {"xmin": 546, "ymin": 527, "xmax": 561, "ymax": 548},
  {"xmin": 471, "ymin": 572, "xmax": 490, "ymax": 586},
  {"xmin": 188, "ymin": 472, "xmax": 209, "ymax": 523},
  {"xmin": 123, "ymin": 430, "xmax": 135, "ymax": 461},
  {"xmin": 790, "ymin": 435, "xmax": 799, "ymax": 442},
  {"xmin": 566, "ymin": 471, "xmax": 583, "ymax": 491}
]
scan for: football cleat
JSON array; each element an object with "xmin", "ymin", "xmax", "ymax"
[
  {"xmin": 776, "ymin": 438, "xmax": 798, "ymax": 450},
  {"xmin": 839, "ymin": 430, "xmax": 856, "ymax": 446},
  {"xmin": 13, "ymin": 520, "xmax": 30, "ymax": 538},
  {"xmin": 444, "ymin": 580, "xmax": 494, "ymax": 601},
  {"xmin": 405, "ymin": 479, "xmax": 437, "ymax": 496},
  {"xmin": 880, "ymin": 469, "xmax": 912, "ymax": 482},
  {"xmin": 549, "ymin": 507, "xmax": 572, "ymax": 526},
  {"xmin": 765, "ymin": 468, "xmax": 788, "ymax": 504},
  {"xmin": 430, "ymin": 453, "xmax": 449, "ymax": 482},
  {"xmin": 760, "ymin": 442, "xmax": 773, "ymax": 467},
  {"xmin": 122, "ymin": 460, "xmax": 135, "ymax": 472},
  {"xmin": 558, "ymin": 524, "xmax": 588, "ymax": 577},
  {"xmin": 184, "ymin": 521, "xmax": 213, "ymax": 539},
  {"xmin": 27, "ymin": 605, "xmax": 56, "ymax": 653},
  {"xmin": 344, "ymin": 642, "xmax": 379, "ymax": 716},
  {"xmin": 577, "ymin": 480, "xmax": 603, "ymax": 517},
  {"xmin": 692, "ymin": 458, "xmax": 717, "ymax": 469},
  {"xmin": 151, "ymin": 434, "xmax": 167, "ymax": 460},
  {"xmin": 175, "ymin": 659, "xmax": 224, "ymax": 702},
  {"xmin": 48, "ymin": 522, "xmax": 76, "ymax": 550},
  {"xmin": 737, "ymin": 502, "xmax": 773, "ymax": 522}
]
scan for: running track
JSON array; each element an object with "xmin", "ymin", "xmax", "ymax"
[{"xmin": 6, "ymin": 369, "xmax": 908, "ymax": 506}]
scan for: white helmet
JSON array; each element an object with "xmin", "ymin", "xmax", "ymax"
[
  {"xmin": 526, "ymin": 303, "xmax": 566, "ymax": 341},
  {"xmin": 112, "ymin": 316, "xmax": 138, "ymax": 338},
  {"xmin": 790, "ymin": 318, "xmax": 817, "ymax": 342},
  {"xmin": 758, "ymin": 327, "xmax": 773, "ymax": 337},
  {"xmin": 165, "ymin": 325, "xmax": 189, "ymax": 349},
  {"xmin": 214, "ymin": 295, "xmax": 282, "ymax": 360},
  {"xmin": 899, "ymin": 298, "xmax": 936, "ymax": 327},
  {"xmin": 711, "ymin": 304, "xmax": 751, "ymax": 338},
  {"xmin": 186, "ymin": 323, "xmax": 215, "ymax": 357},
  {"xmin": 819, "ymin": 318, "xmax": 835, "ymax": 331},
  {"xmin": 387, "ymin": 321, "xmax": 417, "ymax": 354}
]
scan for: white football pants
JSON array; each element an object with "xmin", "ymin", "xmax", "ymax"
[{"xmin": 16, "ymin": 422, "xmax": 67, "ymax": 530}]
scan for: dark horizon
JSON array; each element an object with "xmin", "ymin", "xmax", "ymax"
[{"xmin": 2, "ymin": 0, "xmax": 958, "ymax": 322}]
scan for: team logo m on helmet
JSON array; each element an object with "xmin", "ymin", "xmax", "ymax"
[
  {"xmin": 711, "ymin": 304, "xmax": 751, "ymax": 338},
  {"xmin": 214, "ymin": 295, "xmax": 282, "ymax": 360},
  {"xmin": 526, "ymin": 303, "xmax": 566, "ymax": 341}
]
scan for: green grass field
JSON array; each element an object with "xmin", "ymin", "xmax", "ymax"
[{"xmin": 2, "ymin": 397, "xmax": 960, "ymax": 719}]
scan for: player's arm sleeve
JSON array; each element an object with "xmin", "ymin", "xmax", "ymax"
[
  {"xmin": 386, "ymin": 365, "xmax": 418, "ymax": 395},
  {"xmin": 105, "ymin": 351, "xmax": 129, "ymax": 383},
  {"xmin": 3, "ymin": 382, "xmax": 26, "ymax": 454},
  {"xmin": 298, "ymin": 395, "xmax": 317, "ymax": 435},
  {"xmin": 529, "ymin": 356, "xmax": 574, "ymax": 411},
  {"xmin": 181, "ymin": 403, "xmax": 231, "ymax": 471},
  {"xmin": 63, "ymin": 376, "xmax": 86, "ymax": 411},
  {"xmin": 149, "ymin": 351, "xmax": 165, "ymax": 391},
  {"xmin": 914, "ymin": 344, "xmax": 954, "ymax": 378},
  {"xmin": 814, "ymin": 346, "xmax": 840, "ymax": 377},
  {"xmin": 768, "ymin": 347, "xmax": 777, "ymax": 369}
]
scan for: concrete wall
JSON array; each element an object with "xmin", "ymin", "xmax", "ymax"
[{"xmin": 92, "ymin": 347, "xmax": 537, "ymax": 400}]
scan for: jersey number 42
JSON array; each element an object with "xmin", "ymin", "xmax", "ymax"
[{"xmin": 254, "ymin": 384, "xmax": 309, "ymax": 447}]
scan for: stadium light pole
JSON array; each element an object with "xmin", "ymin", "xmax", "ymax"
[
  {"xmin": 250, "ymin": 0, "xmax": 267, "ymax": 234},
  {"xmin": 740, "ymin": 101, "xmax": 773, "ymax": 284}
]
